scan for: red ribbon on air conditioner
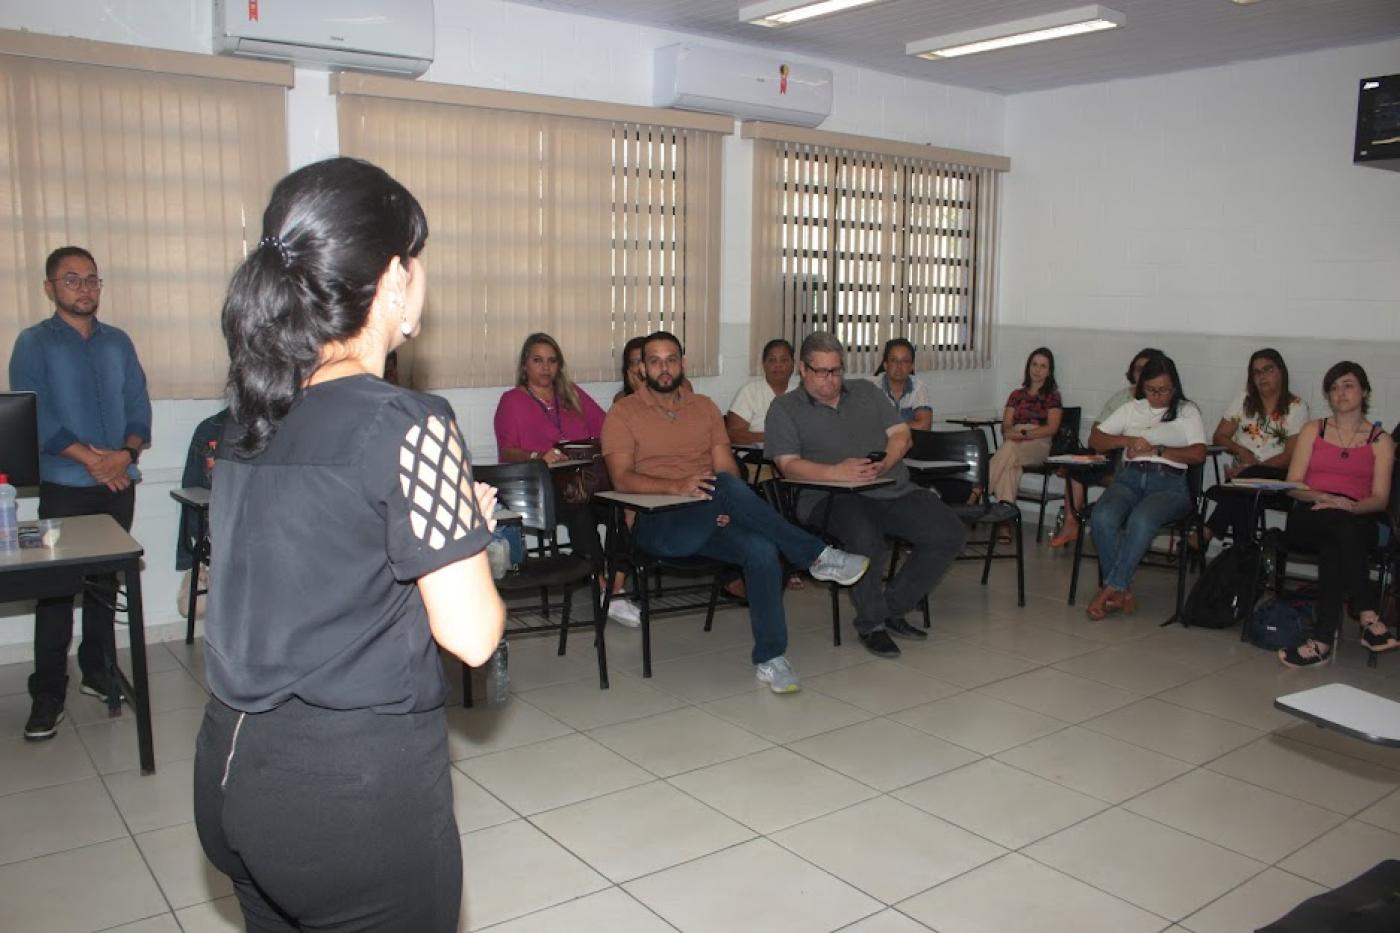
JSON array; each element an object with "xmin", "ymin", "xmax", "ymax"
[{"xmin": 248, "ymin": 0, "xmax": 259, "ymax": 22}]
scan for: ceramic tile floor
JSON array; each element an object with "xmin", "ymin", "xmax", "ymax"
[{"xmin": 2, "ymin": 547, "xmax": 1400, "ymax": 932}]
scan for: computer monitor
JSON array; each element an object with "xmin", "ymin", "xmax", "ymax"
[{"xmin": 0, "ymin": 391, "xmax": 41, "ymax": 489}]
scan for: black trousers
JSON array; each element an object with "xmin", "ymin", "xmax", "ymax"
[
  {"xmin": 30, "ymin": 482, "xmax": 136, "ymax": 700},
  {"xmin": 1204, "ymin": 465, "xmax": 1287, "ymax": 540},
  {"xmin": 194, "ymin": 697, "xmax": 461, "ymax": 933},
  {"xmin": 1284, "ymin": 505, "xmax": 1379, "ymax": 644}
]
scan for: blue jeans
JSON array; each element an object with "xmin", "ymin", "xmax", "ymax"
[
  {"xmin": 1090, "ymin": 467, "xmax": 1191, "ymax": 591},
  {"xmin": 634, "ymin": 473, "xmax": 825, "ymax": 664}
]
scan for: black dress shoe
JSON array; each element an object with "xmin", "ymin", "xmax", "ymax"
[
  {"xmin": 858, "ymin": 629, "xmax": 901, "ymax": 658},
  {"xmin": 885, "ymin": 616, "xmax": 928, "ymax": 640}
]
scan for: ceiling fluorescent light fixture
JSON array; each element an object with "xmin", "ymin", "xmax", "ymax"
[
  {"xmin": 740, "ymin": 0, "xmax": 887, "ymax": 29},
  {"xmin": 907, "ymin": 5, "xmax": 1125, "ymax": 60}
]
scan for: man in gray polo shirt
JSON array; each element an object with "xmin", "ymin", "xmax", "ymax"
[{"xmin": 767, "ymin": 332, "xmax": 966, "ymax": 658}]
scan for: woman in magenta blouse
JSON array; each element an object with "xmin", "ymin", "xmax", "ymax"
[
  {"xmin": 494, "ymin": 333, "xmax": 640, "ymax": 625},
  {"xmin": 1279, "ymin": 361, "xmax": 1396, "ymax": 667}
]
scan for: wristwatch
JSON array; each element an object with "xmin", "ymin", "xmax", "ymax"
[
  {"xmin": 1154, "ymin": 445, "xmax": 1164, "ymax": 457},
  {"xmin": 123, "ymin": 446, "xmax": 142, "ymax": 464}
]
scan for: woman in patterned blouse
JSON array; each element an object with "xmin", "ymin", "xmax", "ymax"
[
  {"xmin": 1197, "ymin": 349, "xmax": 1308, "ymax": 548},
  {"xmin": 988, "ymin": 348, "xmax": 1063, "ymax": 542}
]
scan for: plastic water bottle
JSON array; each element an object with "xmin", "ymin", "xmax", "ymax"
[
  {"xmin": 0, "ymin": 474, "xmax": 17, "ymax": 553},
  {"xmin": 488, "ymin": 639, "xmax": 510, "ymax": 706}
]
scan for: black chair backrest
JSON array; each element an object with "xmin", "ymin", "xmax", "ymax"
[
  {"xmin": 1389, "ymin": 457, "xmax": 1400, "ymax": 531},
  {"xmin": 474, "ymin": 461, "xmax": 554, "ymax": 536},
  {"xmin": 1061, "ymin": 406, "xmax": 1082, "ymax": 435},
  {"xmin": 910, "ymin": 428, "xmax": 988, "ymax": 489}
]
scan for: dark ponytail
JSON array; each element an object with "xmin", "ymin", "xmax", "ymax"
[{"xmin": 222, "ymin": 157, "xmax": 428, "ymax": 457}]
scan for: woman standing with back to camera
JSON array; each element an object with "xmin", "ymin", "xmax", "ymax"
[{"xmin": 193, "ymin": 158, "xmax": 506, "ymax": 931}]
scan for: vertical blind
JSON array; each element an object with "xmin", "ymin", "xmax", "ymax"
[
  {"xmin": 750, "ymin": 132, "xmax": 1005, "ymax": 376},
  {"xmin": 336, "ymin": 80, "xmax": 726, "ymax": 388},
  {"xmin": 0, "ymin": 33, "xmax": 290, "ymax": 398}
]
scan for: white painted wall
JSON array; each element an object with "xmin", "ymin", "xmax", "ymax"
[
  {"xmin": 0, "ymin": 0, "xmax": 1005, "ymax": 657},
  {"xmin": 995, "ymin": 37, "xmax": 1400, "ymax": 441}
]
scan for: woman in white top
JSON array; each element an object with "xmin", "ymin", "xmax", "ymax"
[
  {"xmin": 1199, "ymin": 348, "xmax": 1308, "ymax": 547},
  {"xmin": 1085, "ymin": 352, "xmax": 1207, "ymax": 620},
  {"xmin": 726, "ymin": 338, "xmax": 797, "ymax": 444},
  {"xmin": 1049, "ymin": 347, "xmax": 1160, "ymax": 548}
]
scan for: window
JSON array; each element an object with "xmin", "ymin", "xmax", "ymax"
[
  {"xmin": 0, "ymin": 31, "xmax": 291, "ymax": 398},
  {"xmin": 748, "ymin": 124, "xmax": 1008, "ymax": 374},
  {"xmin": 335, "ymin": 75, "xmax": 729, "ymax": 388}
]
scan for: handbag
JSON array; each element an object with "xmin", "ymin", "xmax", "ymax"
[{"xmin": 551, "ymin": 439, "xmax": 611, "ymax": 506}]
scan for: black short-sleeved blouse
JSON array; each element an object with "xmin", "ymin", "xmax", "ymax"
[{"xmin": 205, "ymin": 375, "xmax": 491, "ymax": 714}]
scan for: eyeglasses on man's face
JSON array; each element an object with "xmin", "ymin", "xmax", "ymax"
[
  {"xmin": 50, "ymin": 273, "xmax": 103, "ymax": 292},
  {"xmin": 805, "ymin": 365, "xmax": 844, "ymax": 378}
]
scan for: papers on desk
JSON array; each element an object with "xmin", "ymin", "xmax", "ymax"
[
  {"xmin": 1046, "ymin": 454, "xmax": 1108, "ymax": 465},
  {"xmin": 1225, "ymin": 478, "xmax": 1301, "ymax": 491}
]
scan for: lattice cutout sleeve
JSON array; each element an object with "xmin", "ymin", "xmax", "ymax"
[{"xmin": 397, "ymin": 415, "xmax": 485, "ymax": 551}]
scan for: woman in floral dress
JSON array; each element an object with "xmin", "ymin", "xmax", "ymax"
[{"xmin": 1199, "ymin": 348, "xmax": 1308, "ymax": 547}]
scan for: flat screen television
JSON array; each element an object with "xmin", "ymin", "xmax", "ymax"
[
  {"xmin": 0, "ymin": 391, "xmax": 41, "ymax": 489},
  {"xmin": 1355, "ymin": 74, "xmax": 1400, "ymax": 171}
]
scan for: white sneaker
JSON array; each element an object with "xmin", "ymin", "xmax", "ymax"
[
  {"xmin": 755, "ymin": 655, "xmax": 801, "ymax": 694},
  {"xmin": 808, "ymin": 546, "xmax": 870, "ymax": 586},
  {"xmin": 607, "ymin": 597, "xmax": 642, "ymax": 628}
]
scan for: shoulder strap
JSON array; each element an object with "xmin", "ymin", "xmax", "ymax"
[{"xmin": 1368, "ymin": 422, "xmax": 1384, "ymax": 443}]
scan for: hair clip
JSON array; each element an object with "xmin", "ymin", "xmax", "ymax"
[{"xmin": 258, "ymin": 234, "xmax": 292, "ymax": 269}]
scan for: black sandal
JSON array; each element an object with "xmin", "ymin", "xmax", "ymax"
[
  {"xmin": 1279, "ymin": 640, "xmax": 1332, "ymax": 669},
  {"xmin": 1360, "ymin": 619, "xmax": 1400, "ymax": 652}
]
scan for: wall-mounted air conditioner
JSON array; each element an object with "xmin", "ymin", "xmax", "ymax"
[
  {"xmin": 213, "ymin": 0, "xmax": 435, "ymax": 78},
  {"xmin": 654, "ymin": 43, "xmax": 833, "ymax": 128}
]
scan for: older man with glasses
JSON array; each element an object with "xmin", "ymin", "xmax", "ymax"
[
  {"xmin": 766, "ymin": 332, "xmax": 966, "ymax": 658},
  {"xmin": 9, "ymin": 246, "xmax": 151, "ymax": 741}
]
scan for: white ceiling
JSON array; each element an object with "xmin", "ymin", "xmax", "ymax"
[{"xmin": 506, "ymin": 0, "xmax": 1400, "ymax": 94}]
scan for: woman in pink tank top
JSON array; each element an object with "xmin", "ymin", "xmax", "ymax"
[{"xmin": 1279, "ymin": 362, "xmax": 1397, "ymax": 667}]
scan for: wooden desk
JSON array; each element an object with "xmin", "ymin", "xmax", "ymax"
[
  {"xmin": 781, "ymin": 477, "xmax": 895, "ymax": 492},
  {"xmin": 0, "ymin": 514, "xmax": 155, "ymax": 774},
  {"xmin": 947, "ymin": 415, "xmax": 1003, "ymax": 450},
  {"xmin": 904, "ymin": 459, "xmax": 972, "ymax": 478},
  {"xmin": 595, "ymin": 490, "xmax": 706, "ymax": 513},
  {"xmin": 1275, "ymin": 683, "xmax": 1400, "ymax": 747}
]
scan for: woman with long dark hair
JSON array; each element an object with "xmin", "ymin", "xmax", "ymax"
[
  {"xmin": 194, "ymin": 157, "xmax": 505, "ymax": 932},
  {"xmin": 615, "ymin": 334, "xmax": 648, "ymax": 401},
  {"xmin": 1049, "ymin": 347, "xmax": 1158, "ymax": 548},
  {"xmin": 1279, "ymin": 362, "xmax": 1396, "ymax": 666},
  {"xmin": 1198, "ymin": 348, "xmax": 1308, "ymax": 548},
  {"xmin": 988, "ymin": 347, "xmax": 1062, "ymax": 542},
  {"xmin": 1085, "ymin": 351, "xmax": 1207, "ymax": 620}
]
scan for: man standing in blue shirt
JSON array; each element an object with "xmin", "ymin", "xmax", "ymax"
[{"xmin": 9, "ymin": 246, "xmax": 151, "ymax": 740}]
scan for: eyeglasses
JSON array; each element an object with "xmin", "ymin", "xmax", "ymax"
[
  {"xmin": 1143, "ymin": 384, "xmax": 1174, "ymax": 398},
  {"xmin": 806, "ymin": 365, "xmax": 844, "ymax": 378},
  {"xmin": 49, "ymin": 274, "xmax": 103, "ymax": 291}
]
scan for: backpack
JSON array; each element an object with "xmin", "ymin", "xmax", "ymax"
[
  {"xmin": 1182, "ymin": 545, "xmax": 1256, "ymax": 629},
  {"xmin": 1250, "ymin": 597, "xmax": 1313, "ymax": 650}
]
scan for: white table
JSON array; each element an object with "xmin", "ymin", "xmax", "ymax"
[
  {"xmin": 1275, "ymin": 683, "xmax": 1400, "ymax": 747},
  {"xmin": 0, "ymin": 514, "xmax": 155, "ymax": 773}
]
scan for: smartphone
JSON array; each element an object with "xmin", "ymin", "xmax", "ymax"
[{"xmin": 866, "ymin": 450, "xmax": 886, "ymax": 462}]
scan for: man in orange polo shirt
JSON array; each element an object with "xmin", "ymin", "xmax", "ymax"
[{"xmin": 601, "ymin": 331, "xmax": 870, "ymax": 694}]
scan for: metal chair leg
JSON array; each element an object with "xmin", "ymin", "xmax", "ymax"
[
  {"xmin": 638, "ymin": 566, "xmax": 653, "ymax": 679},
  {"xmin": 1014, "ymin": 515, "xmax": 1026, "ymax": 606}
]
